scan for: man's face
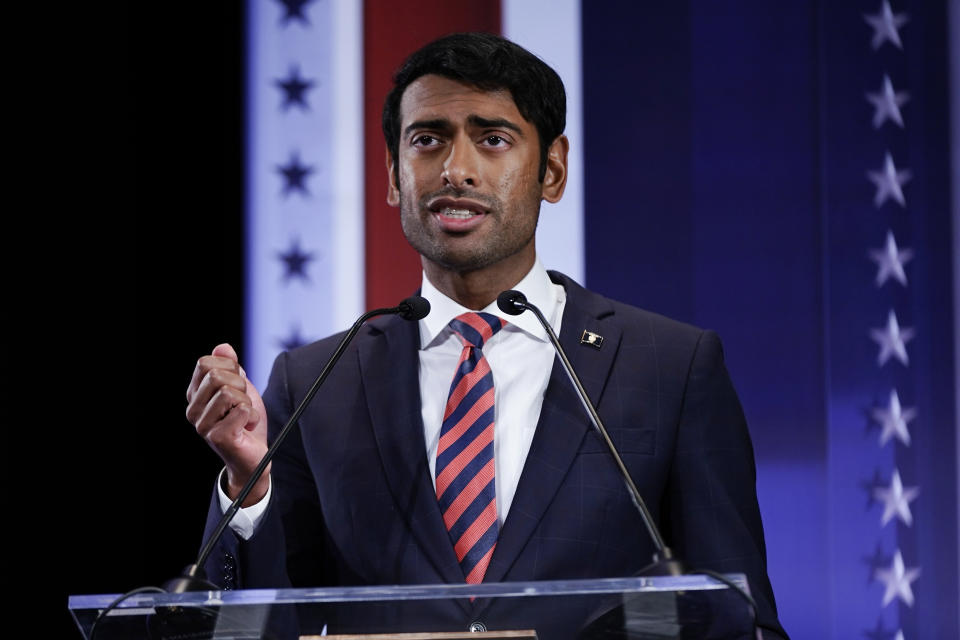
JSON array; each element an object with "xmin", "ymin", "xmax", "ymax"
[{"xmin": 387, "ymin": 74, "xmax": 566, "ymax": 276}]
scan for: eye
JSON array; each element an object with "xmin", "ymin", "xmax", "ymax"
[
  {"xmin": 411, "ymin": 134, "xmax": 440, "ymax": 147},
  {"xmin": 482, "ymin": 135, "xmax": 507, "ymax": 147}
]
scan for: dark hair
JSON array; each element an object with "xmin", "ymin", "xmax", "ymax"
[{"xmin": 382, "ymin": 32, "xmax": 566, "ymax": 182}]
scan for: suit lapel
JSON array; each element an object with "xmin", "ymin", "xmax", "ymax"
[
  {"xmin": 482, "ymin": 274, "xmax": 621, "ymax": 586},
  {"xmin": 358, "ymin": 315, "xmax": 467, "ymax": 592}
]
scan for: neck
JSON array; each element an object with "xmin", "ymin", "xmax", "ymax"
[{"xmin": 424, "ymin": 253, "xmax": 536, "ymax": 310}]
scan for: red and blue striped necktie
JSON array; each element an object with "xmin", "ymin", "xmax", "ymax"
[{"xmin": 436, "ymin": 311, "xmax": 506, "ymax": 584}]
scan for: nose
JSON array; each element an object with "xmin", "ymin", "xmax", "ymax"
[{"xmin": 441, "ymin": 136, "xmax": 478, "ymax": 188}]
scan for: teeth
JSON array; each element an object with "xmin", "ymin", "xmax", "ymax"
[{"xmin": 440, "ymin": 208, "xmax": 478, "ymax": 219}]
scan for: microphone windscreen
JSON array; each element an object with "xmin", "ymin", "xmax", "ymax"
[
  {"xmin": 497, "ymin": 290, "xmax": 527, "ymax": 315},
  {"xmin": 398, "ymin": 296, "xmax": 431, "ymax": 320}
]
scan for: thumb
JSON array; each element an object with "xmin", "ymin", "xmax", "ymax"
[{"xmin": 212, "ymin": 342, "xmax": 239, "ymax": 362}]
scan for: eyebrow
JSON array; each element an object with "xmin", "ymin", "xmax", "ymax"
[
  {"xmin": 404, "ymin": 119, "xmax": 450, "ymax": 136},
  {"xmin": 467, "ymin": 115, "xmax": 524, "ymax": 136},
  {"xmin": 403, "ymin": 115, "xmax": 525, "ymax": 137}
]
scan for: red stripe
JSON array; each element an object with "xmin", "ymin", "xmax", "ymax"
[
  {"xmin": 442, "ymin": 357, "xmax": 491, "ymax": 421},
  {"xmin": 439, "ymin": 386, "xmax": 495, "ymax": 454},
  {"xmin": 363, "ymin": 1, "xmax": 502, "ymax": 310},
  {"xmin": 441, "ymin": 456, "xmax": 495, "ymax": 527},
  {"xmin": 454, "ymin": 500, "xmax": 498, "ymax": 561},
  {"xmin": 437, "ymin": 428, "xmax": 495, "ymax": 502},
  {"xmin": 442, "ymin": 347, "xmax": 472, "ymax": 416},
  {"xmin": 459, "ymin": 313, "xmax": 495, "ymax": 344},
  {"xmin": 464, "ymin": 545, "xmax": 496, "ymax": 584}
]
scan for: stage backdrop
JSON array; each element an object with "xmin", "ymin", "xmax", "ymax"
[{"xmin": 242, "ymin": 1, "xmax": 958, "ymax": 638}]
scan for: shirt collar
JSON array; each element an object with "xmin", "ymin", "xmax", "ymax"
[{"xmin": 419, "ymin": 258, "xmax": 565, "ymax": 349}]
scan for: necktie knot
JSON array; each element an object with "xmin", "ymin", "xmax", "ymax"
[{"xmin": 448, "ymin": 312, "xmax": 506, "ymax": 350}]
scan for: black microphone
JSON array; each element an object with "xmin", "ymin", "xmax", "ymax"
[
  {"xmin": 397, "ymin": 295, "xmax": 431, "ymax": 321},
  {"xmin": 167, "ymin": 295, "xmax": 431, "ymax": 593},
  {"xmin": 497, "ymin": 289, "xmax": 682, "ymax": 576}
]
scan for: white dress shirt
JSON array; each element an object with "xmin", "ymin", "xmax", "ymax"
[
  {"xmin": 418, "ymin": 260, "xmax": 565, "ymax": 525},
  {"xmin": 220, "ymin": 259, "xmax": 565, "ymax": 538}
]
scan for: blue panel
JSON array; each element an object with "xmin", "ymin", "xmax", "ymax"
[
  {"xmin": 582, "ymin": 1, "xmax": 957, "ymax": 638},
  {"xmin": 583, "ymin": 2, "xmax": 827, "ymax": 636},
  {"xmin": 688, "ymin": 5, "xmax": 827, "ymax": 634},
  {"xmin": 582, "ymin": 1, "xmax": 694, "ymax": 322}
]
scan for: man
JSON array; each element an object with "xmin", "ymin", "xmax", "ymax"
[{"xmin": 187, "ymin": 33, "xmax": 787, "ymax": 638}]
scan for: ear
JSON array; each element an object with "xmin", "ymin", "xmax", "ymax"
[
  {"xmin": 540, "ymin": 134, "xmax": 569, "ymax": 203},
  {"xmin": 385, "ymin": 146, "xmax": 400, "ymax": 207}
]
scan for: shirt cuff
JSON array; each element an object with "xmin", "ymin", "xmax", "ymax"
[{"xmin": 216, "ymin": 468, "xmax": 272, "ymax": 540}]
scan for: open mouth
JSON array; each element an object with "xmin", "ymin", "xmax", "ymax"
[
  {"xmin": 426, "ymin": 197, "xmax": 491, "ymax": 232},
  {"xmin": 427, "ymin": 196, "xmax": 489, "ymax": 217},
  {"xmin": 438, "ymin": 207, "xmax": 482, "ymax": 219}
]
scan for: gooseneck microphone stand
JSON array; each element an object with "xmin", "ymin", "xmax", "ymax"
[
  {"xmin": 168, "ymin": 295, "xmax": 430, "ymax": 593},
  {"xmin": 496, "ymin": 289, "xmax": 760, "ymax": 624},
  {"xmin": 89, "ymin": 296, "xmax": 430, "ymax": 639},
  {"xmin": 495, "ymin": 289, "xmax": 682, "ymax": 576}
]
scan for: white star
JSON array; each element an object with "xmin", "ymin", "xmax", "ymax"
[
  {"xmin": 869, "ymin": 230, "xmax": 913, "ymax": 287},
  {"xmin": 864, "ymin": 0, "xmax": 909, "ymax": 50},
  {"xmin": 870, "ymin": 310, "xmax": 914, "ymax": 366},
  {"xmin": 872, "ymin": 389, "xmax": 916, "ymax": 446},
  {"xmin": 868, "ymin": 152, "xmax": 912, "ymax": 208},
  {"xmin": 866, "ymin": 75, "xmax": 910, "ymax": 128},
  {"xmin": 874, "ymin": 469, "xmax": 919, "ymax": 526},
  {"xmin": 874, "ymin": 549, "xmax": 920, "ymax": 607}
]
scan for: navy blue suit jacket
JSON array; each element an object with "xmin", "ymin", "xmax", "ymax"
[{"xmin": 203, "ymin": 272, "xmax": 786, "ymax": 638}]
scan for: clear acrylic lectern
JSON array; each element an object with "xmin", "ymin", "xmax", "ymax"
[{"xmin": 69, "ymin": 574, "xmax": 757, "ymax": 639}]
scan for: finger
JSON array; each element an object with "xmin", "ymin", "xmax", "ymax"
[
  {"xmin": 194, "ymin": 385, "xmax": 252, "ymax": 439},
  {"xmin": 186, "ymin": 355, "xmax": 242, "ymax": 403},
  {"xmin": 187, "ymin": 368, "xmax": 248, "ymax": 425},
  {"xmin": 186, "ymin": 343, "xmax": 238, "ymax": 402},
  {"xmin": 204, "ymin": 404, "xmax": 252, "ymax": 450},
  {"xmin": 187, "ymin": 370, "xmax": 252, "ymax": 426},
  {"xmin": 212, "ymin": 342, "xmax": 239, "ymax": 361},
  {"xmin": 242, "ymin": 405, "xmax": 261, "ymax": 432}
]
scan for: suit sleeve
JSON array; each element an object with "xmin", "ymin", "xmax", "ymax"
[
  {"xmin": 201, "ymin": 350, "xmax": 329, "ymax": 590},
  {"xmin": 664, "ymin": 330, "xmax": 788, "ymax": 640}
]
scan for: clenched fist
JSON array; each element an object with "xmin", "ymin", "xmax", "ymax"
[{"xmin": 186, "ymin": 343, "xmax": 270, "ymax": 506}]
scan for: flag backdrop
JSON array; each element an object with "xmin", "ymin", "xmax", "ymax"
[{"xmin": 244, "ymin": 1, "xmax": 958, "ymax": 638}]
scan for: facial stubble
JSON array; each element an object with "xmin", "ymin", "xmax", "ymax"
[{"xmin": 398, "ymin": 185, "xmax": 541, "ymax": 274}]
